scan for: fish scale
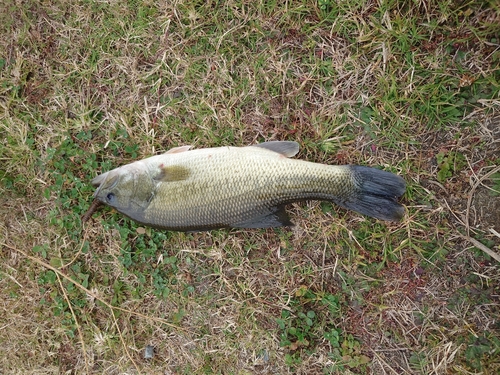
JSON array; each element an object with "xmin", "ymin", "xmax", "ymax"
[
  {"xmin": 91, "ymin": 141, "xmax": 406, "ymax": 230},
  {"xmin": 146, "ymin": 148, "xmax": 290, "ymax": 228}
]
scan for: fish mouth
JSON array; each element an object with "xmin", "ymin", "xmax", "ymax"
[
  {"xmin": 92, "ymin": 171, "xmax": 119, "ymax": 198},
  {"xmin": 91, "ymin": 171, "xmax": 109, "ymax": 187},
  {"xmin": 93, "ymin": 179, "xmax": 105, "ymax": 199}
]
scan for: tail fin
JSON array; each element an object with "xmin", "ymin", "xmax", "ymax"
[{"xmin": 338, "ymin": 166, "xmax": 406, "ymax": 221}]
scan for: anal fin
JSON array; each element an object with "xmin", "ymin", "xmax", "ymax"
[{"xmin": 231, "ymin": 205, "xmax": 293, "ymax": 228}]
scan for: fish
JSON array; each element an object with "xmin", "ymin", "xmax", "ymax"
[{"xmin": 91, "ymin": 141, "xmax": 406, "ymax": 231}]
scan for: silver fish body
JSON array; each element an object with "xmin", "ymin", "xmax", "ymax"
[{"xmin": 91, "ymin": 141, "xmax": 405, "ymax": 230}]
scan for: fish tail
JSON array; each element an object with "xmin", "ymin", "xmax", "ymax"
[{"xmin": 337, "ymin": 166, "xmax": 406, "ymax": 221}]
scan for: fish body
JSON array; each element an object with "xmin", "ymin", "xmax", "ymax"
[{"xmin": 92, "ymin": 141, "xmax": 405, "ymax": 230}]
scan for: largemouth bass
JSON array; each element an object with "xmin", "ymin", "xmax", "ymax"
[{"xmin": 91, "ymin": 141, "xmax": 405, "ymax": 230}]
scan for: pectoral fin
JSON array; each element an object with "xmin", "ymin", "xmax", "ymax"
[
  {"xmin": 231, "ymin": 205, "xmax": 293, "ymax": 228},
  {"xmin": 155, "ymin": 165, "xmax": 191, "ymax": 182}
]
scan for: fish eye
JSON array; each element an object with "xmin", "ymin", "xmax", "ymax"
[{"xmin": 106, "ymin": 192, "xmax": 116, "ymax": 203}]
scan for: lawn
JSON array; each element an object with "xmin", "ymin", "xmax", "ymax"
[{"xmin": 1, "ymin": 0, "xmax": 499, "ymax": 374}]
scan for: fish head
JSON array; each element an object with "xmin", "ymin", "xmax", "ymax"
[{"xmin": 92, "ymin": 161, "xmax": 155, "ymax": 215}]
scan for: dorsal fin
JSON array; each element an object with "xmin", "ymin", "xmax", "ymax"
[
  {"xmin": 251, "ymin": 141, "xmax": 299, "ymax": 157},
  {"xmin": 164, "ymin": 145, "xmax": 192, "ymax": 154}
]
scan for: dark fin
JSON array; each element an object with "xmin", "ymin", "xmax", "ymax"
[
  {"xmin": 231, "ymin": 205, "xmax": 293, "ymax": 228},
  {"xmin": 338, "ymin": 166, "xmax": 406, "ymax": 221},
  {"xmin": 251, "ymin": 141, "xmax": 299, "ymax": 157},
  {"xmin": 155, "ymin": 165, "xmax": 191, "ymax": 182},
  {"xmin": 164, "ymin": 145, "xmax": 192, "ymax": 154}
]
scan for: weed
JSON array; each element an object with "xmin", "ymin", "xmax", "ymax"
[
  {"xmin": 276, "ymin": 286, "xmax": 370, "ymax": 372},
  {"xmin": 436, "ymin": 150, "xmax": 466, "ymax": 183},
  {"xmin": 459, "ymin": 334, "xmax": 500, "ymax": 371},
  {"xmin": 490, "ymin": 172, "xmax": 500, "ymax": 196}
]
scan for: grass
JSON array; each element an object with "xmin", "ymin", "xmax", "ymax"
[{"xmin": 1, "ymin": 0, "xmax": 499, "ymax": 374}]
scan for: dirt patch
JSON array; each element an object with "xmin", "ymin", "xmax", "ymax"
[
  {"xmin": 471, "ymin": 187, "xmax": 500, "ymax": 232},
  {"xmin": 469, "ymin": 114, "xmax": 500, "ymax": 232},
  {"xmin": 416, "ymin": 112, "xmax": 500, "ymax": 235}
]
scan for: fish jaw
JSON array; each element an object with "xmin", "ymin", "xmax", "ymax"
[{"xmin": 91, "ymin": 171, "xmax": 109, "ymax": 188}]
